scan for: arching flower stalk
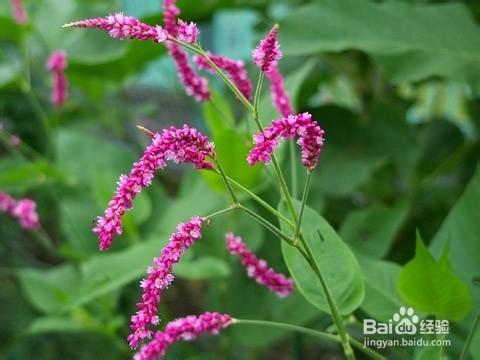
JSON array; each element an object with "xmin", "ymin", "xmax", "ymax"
[
  {"xmin": 0, "ymin": 192, "xmax": 39, "ymax": 230},
  {"xmin": 46, "ymin": 51, "xmax": 68, "ymax": 108},
  {"xmin": 11, "ymin": 0, "xmax": 27, "ymax": 25},
  {"xmin": 247, "ymin": 112, "xmax": 325, "ymax": 171},
  {"xmin": 128, "ymin": 217, "xmax": 206, "ymax": 349},
  {"xmin": 163, "ymin": 0, "xmax": 210, "ymax": 101},
  {"xmin": 93, "ymin": 125, "xmax": 214, "ymax": 251},
  {"xmin": 133, "ymin": 312, "xmax": 232, "ymax": 360},
  {"xmin": 226, "ymin": 233, "xmax": 293, "ymax": 298},
  {"xmin": 195, "ymin": 52, "xmax": 253, "ymax": 100}
]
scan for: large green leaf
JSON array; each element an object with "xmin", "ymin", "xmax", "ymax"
[
  {"xmin": 280, "ymin": 0, "xmax": 480, "ymax": 83},
  {"xmin": 397, "ymin": 233, "xmax": 472, "ymax": 322},
  {"xmin": 359, "ymin": 256, "xmax": 403, "ymax": 322},
  {"xmin": 279, "ymin": 200, "xmax": 365, "ymax": 315},
  {"xmin": 17, "ymin": 264, "xmax": 80, "ymax": 315},
  {"xmin": 340, "ymin": 200, "xmax": 410, "ymax": 259}
]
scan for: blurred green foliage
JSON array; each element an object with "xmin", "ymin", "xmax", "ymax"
[{"xmin": 1, "ymin": 0, "xmax": 480, "ymax": 359}]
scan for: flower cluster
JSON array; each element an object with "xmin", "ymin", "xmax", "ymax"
[
  {"xmin": 46, "ymin": 51, "xmax": 68, "ymax": 108},
  {"xmin": 11, "ymin": 0, "xmax": 27, "ymax": 25},
  {"xmin": 64, "ymin": 13, "xmax": 167, "ymax": 42},
  {"xmin": 266, "ymin": 65, "xmax": 293, "ymax": 117},
  {"xmin": 134, "ymin": 312, "xmax": 232, "ymax": 360},
  {"xmin": 252, "ymin": 25, "xmax": 281, "ymax": 73},
  {"xmin": 128, "ymin": 217, "xmax": 205, "ymax": 349},
  {"xmin": 93, "ymin": 125, "xmax": 214, "ymax": 251},
  {"xmin": 247, "ymin": 112, "xmax": 325, "ymax": 171},
  {"xmin": 177, "ymin": 20, "xmax": 199, "ymax": 44},
  {"xmin": 0, "ymin": 192, "xmax": 39, "ymax": 230},
  {"xmin": 195, "ymin": 52, "xmax": 253, "ymax": 100},
  {"xmin": 164, "ymin": 0, "xmax": 210, "ymax": 101},
  {"xmin": 226, "ymin": 233, "xmax": 293, "ymax": 298}
]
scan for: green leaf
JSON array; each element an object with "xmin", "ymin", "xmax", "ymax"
[
  {"xmin": 0, "ymin": 49, "xmax": 22, "ymax": 88},
  {"xmin": 340, "ymin": 200, "xmax": 409, "ymax": 259},
  {"xmin": 17, "ymin": 264, "xmax": 80, "ymax": 315},
  {"xmin": 278, "ymin": 200, "xmax": 365, "ymax": 315},
  {"xmin": 397, "ymin": 233, "xmax": 472, "ymax": 322},
  {"xmin": 280, "ymin": 0, "xmax": 480, "ymax": 82},
  {"xmin": 27, "ymin": 316, "xmax": 96, "ymax": 335},
  {"xmin": 175, "ymin": 256, "xmax": 230, "ymax": 280},
  {"xmin": 358, "ymin": 256, "xmax": 403, "ymax": 322}
]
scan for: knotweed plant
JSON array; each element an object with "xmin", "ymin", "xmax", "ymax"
[{"xmin": 65, "ymin": 2, "xmax": 385, "ymax": 360}]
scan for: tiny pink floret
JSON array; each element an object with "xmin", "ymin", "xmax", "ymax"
[
  {"xmin": 195, "ymin": 52, "xmax": 253, "ymax": 100},
  {"xmin": 46, "ymin": 51, "xmax": 68, "ymax": 108},
  {"xmin": 0, "ymin": 192, "xmax": 40, "ymax": 230},
  {"xmin": 247, "ymin": 112, "xmax": 325, "ymax": 171},
  {"xmin": 252, "ymin": 25, "xmax": 282, "ymax": 73},
  {"xmin": 128, "ymin": 217, "xmax": 206, "ymax": 349},
  {"xmin": 93, "ymin": 125, "xmax": 214, "ymax": 252},
  {"xmin": 133, "ymin": 312, "xmax": 232, "ymax": 360},
  {"xmin": 177, "ymin": 20, "xmax": 199, "ymax": 44},
  {"xmin": 64, "ymin": 13, "xmax": 167, "ymax": 43},
  {"xmin": 226, "ymin": 233, "xmax": 293, "ymax": 298}
]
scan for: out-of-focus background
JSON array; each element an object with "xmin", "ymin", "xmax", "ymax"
[{"xmin": 1, "ymin": 0, "xmax": 480, "ymax": 359}]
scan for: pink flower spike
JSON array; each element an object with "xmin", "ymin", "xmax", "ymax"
[
  {"xmin": 133, "ymin": 312, "xmax": 232, "ymax": 360},
  {"xmin": 11, "ymin": 0, "xmax": 27, "ymax": 25},
  {"xmin": 0, "ymin": 192, "xmax": 40, "ymax": 230},
  {"xmin": 226, "ymin": 233, "xmax": 293, "ymax": 298},
  {"xmin": 177, "ymin": 20, "xmax": 199, "ymax": 44},
  {"xmin": 195, "ymin": 52, "xmax": 253, "ymax": 100},
  {"xmin": 163, "ymin": 0, "xmax": 210, "ymax": 101},
  {"xmin": 46, "ymin": 51, "xmax": 68, "ymax": 108},
  {"xmin": 93, "ymin": 125, "xmax": 215, "ymax": 252},
  {"xmin": 252, "ymin": 25, "xmax": 282, "ymax": 73},
  {"xmin": 247, "ymin": 112, "xmax": 325, "ymax": 171},
  {"xmin": 266, "ymin": 65, "xmax": 293, "ymax": 117},
  {"xmin": 128, "ymin": 217, "xmax": 206, "ymax": 349},
  {"xmin": 64, "ymin": 13, "xmax": 167, "ymax": 43}
]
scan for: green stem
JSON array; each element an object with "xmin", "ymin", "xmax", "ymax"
[
  {"xmin": 169, "ymin": 37, "xmax": 254, "ymax": 114},
  {"xmin": 290, "ymin": 141, "xmax": 298, "ymax": 198},
  {"xmin": 213, "ymin": 160, "xmax": 239, "ymax": 204},
  {"xmin": 271, "ymin": 156, "xmax": 299, "ymax": 223},
  {"xmin": 205, "ymin": 206, "xmax": 237, "ymax": 221},
  {"xmin": 297, "ymin": 245, "xmax": 355, "ymax": 360},
  {"xmin": 253, "ymin": 72, "xmax": 265, "ymax": 120},
  {"xmin": 293, "ymin": 171, "xmax": 312, "ymax": 243},
  {"xmin": 460, "ymin": 311, "xmax": 480, "ymax": 360},
  {"xmin": 233, "ymin": 319, "xmax": 385, "ymax": 360},
  {"xmin": 238, "ymin": 204, "xmax": 296, "ymax": 248},
  {"xmin": 216, "ymin": 172, "xmax": 294, "ymax": 229}
]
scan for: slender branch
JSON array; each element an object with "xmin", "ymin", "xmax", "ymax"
[
  {"xmin": 233, "ymin": 319, "xmax": 385, "ymax": 360},
  {"xmin": 253, "ymin": 72, "xmax": 265, "ymax": 120},
  {"xmin": 460, "ymin": 310, "xmax": 480, "ymax": 360},
  {"xmin": 238, "ymin": 204, "xmax": 296, "ymax": 248},
  {"xmin": 213, "ymin": 159, "xmax": 239, "ymax": 204},
  {"xmin": 271, "ymin": 156, "xmax": 298, "ymax": 223},
  {"xmin": 213, "ymin": 171, "xmax": 294, "ymax": 229},
  {"xmin": 290, "ymin": 141, "xmax": 298, "ymax": 198},
  {"xmin": 293, "ymin": 171, "xmax": 312, "ymax": 243},
  {"xmin": 204, "ymin": 206, "xmax": 237, "ymax": 221}
]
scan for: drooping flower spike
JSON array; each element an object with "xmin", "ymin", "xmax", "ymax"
[
  {"xmin": 226, "ymin": 233, "xmax": 293, "ymax": 298},
  {"xmin": 11, "ymin": 0, "xmax": 27, "ymax": 25},
  {"xmin": 266, "ymin": 65, "xmax": 293, "ymax": 117},
  {"xmin": 247, "ymin": 112, "xmax": 325, "ymax": 171},
  {"xmin": 64, "ymin": 13, "xmax": 168, "ymax": 42},
  {"xmin": 163, "ymin": 0, "xmax": 210, "ymax": 101},
  {"xmin": 252, "ymin": 25, "xmax": 282, "ymax": 73},
  {"xmin": 128, "ymin": 217, "xmax": 206, "ymax": 349},
  {"xmin": 133, "ymin": 312, "xmax": 232, "ymax": 360},
  {"xmin": 195, "ymin": 52, "xmax": 253, "ymax": 100},
  {"xmin": 46, "ymin": 51, "xmax": 68, "ymax": 108},
  {"xmin": 93, "ymin": 125, "xmax": 215, "ymax": 251},
  {"xmin": 0, "ymin": 192, "xmax": 40, "ymax": 230}
]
